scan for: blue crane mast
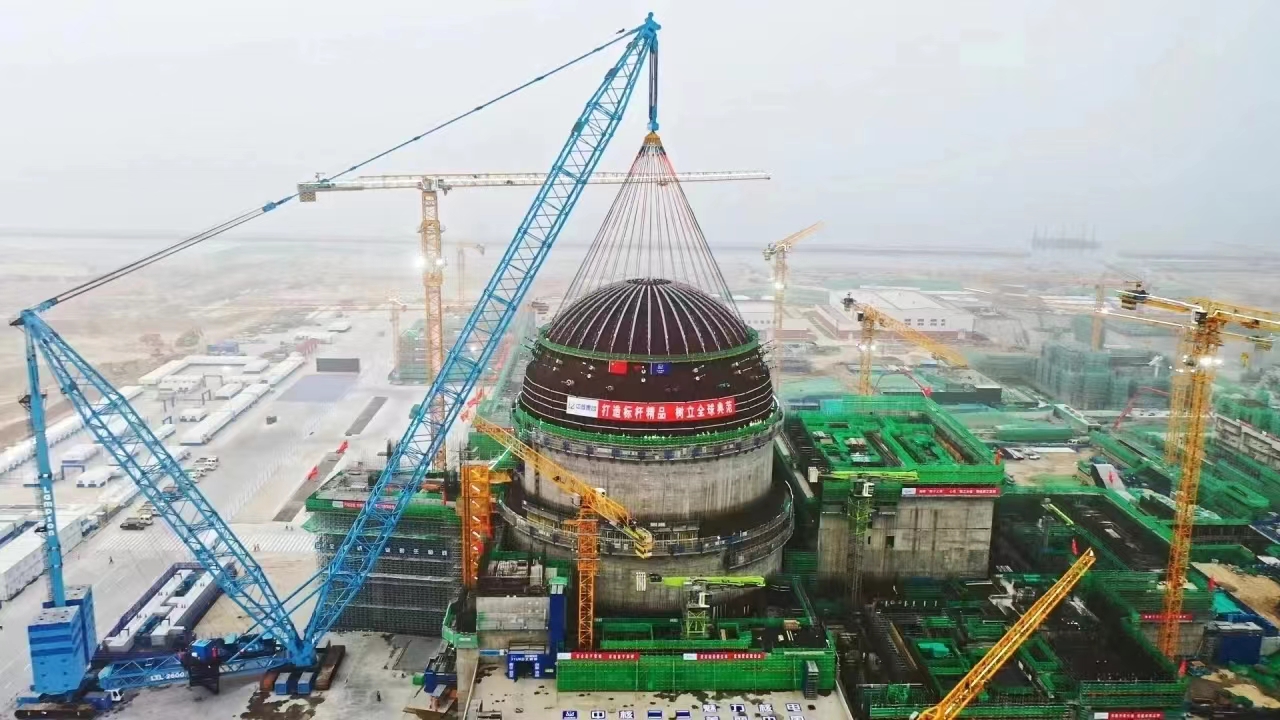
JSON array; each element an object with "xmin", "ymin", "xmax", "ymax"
[{"xmin": 13, "ymin": 12, "xmax": 662, "ymax": 697}]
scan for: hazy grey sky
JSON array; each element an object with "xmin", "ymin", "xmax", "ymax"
[{"xmin": 1, "ymin": 1, "xmax": 1276, "ymax": 254}]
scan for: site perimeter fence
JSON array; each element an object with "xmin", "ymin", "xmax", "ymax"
[{"xmin": 555, "ymin": 649, "xmax": 836, "ymax": 693}]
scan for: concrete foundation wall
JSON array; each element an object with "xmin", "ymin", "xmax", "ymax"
[
  {"xmin": 506, "ymin": 528, "xmax": 784, "ymax": 613},
  {"xmin": 819, "ymin": 497, "xmax": 993, "ymax": 582},
  {"xmin": 1139, "ymin": 621, "xmax": 1205, "ymax": 659},
  {"xmin": 523, "ymin": 442, "xmax": 774, "ymax": 522}
]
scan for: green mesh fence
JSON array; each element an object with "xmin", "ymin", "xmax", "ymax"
[{"xmin": 555, "ymin": 648, "xmax": 836, "ymax": 693}]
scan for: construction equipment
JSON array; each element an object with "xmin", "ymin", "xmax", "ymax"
[
  {"xmin": 299, "ymin": 172, "xmax": 769, "ymax": 455},
  {"xmin": 12, "ymin": 14, "xmax": 667, "ymax": 707},
  {"xmin": 762, "ymin": 222, "xmax": 823, "ymax": 392},
  {"xmin": 1108, "ymin": 285, "xmax": 1280, "ymax": 657},
  {"xmin": 641, "ymin": 575, "xmax": 766, "ymax": 639},
  {"xmin": 473, "ymin": 416, "xmax": 652, "ymax": 648},
  {"xmin": 455, "ymin": 244, "xmax": 486, "ymax": 304},
  {"xmin": 828, "ymin": 470, "xmax": 920, "ymax": 607},
  {"xmin": 1112, "ymin": 385, "xmax": 1170, "ymax": 432},
  {"xmin": 913, "ymin": 548, "xmax": 1096, "ymax": 719},
  {"xmin": 841, "ymin": 293, "xmax": 970, "ymax": 395}
]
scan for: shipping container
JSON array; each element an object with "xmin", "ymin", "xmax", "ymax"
[
  {"xmin": 75, "ymin": 467, "xmax": 112, "ymax": 488},
  {"xmin": 212, "ymin": 382, "xmax": 243, "ymax": 400},
  {"xmin": 177, "ymin": 407, "xmax": 208, "ymax": 423},
  {"xmin": 316, "ymin": 357, "xmax": 360, "ymax": 373},
  {"xmin": 326, "ymin": 320, "xmax": 352, "ymax": 333}
]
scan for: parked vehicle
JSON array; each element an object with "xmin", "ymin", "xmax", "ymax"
[{"xmin": 119, "ymin": 519, "xmax": 148, "ymax": 531}]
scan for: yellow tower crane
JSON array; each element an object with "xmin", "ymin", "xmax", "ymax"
[
  {"xmin": 1106, "ymin": 286, "xmax": 1278, "ymax": 657},
  {"xmin": 914, "ymin": 549, "xmax": 1096, "ymax": 720},
  {"xmin": 472, "ymin": 416, "xmax": 653, "ymax": 649},
  {"xmin": 299, "ymin": 170, "xmax": 767, "ymax": 468},
  {"xmin": 761, "ymin": 222, "xmax": 824, "ymax": 393},
  {"xmin": 840, "ymin": 294, "xmax": 971, "ymax": 396}
]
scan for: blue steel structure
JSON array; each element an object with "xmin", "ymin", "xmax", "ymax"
[
  {"xmin": 300, "ymin": 13, "xmax": 660, "ymax": 655},
  {"xmin": 13, "ymin": 12, "xmax": 663, "ymax": 698}
]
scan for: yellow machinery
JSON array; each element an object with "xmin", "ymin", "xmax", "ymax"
[
  {"xmin": 641, "ymin": 574, "xmax": 766, "ymax": 639},
  {"xmin": 1108, "ymin": 285, "xmax": 1279, "ymax": 656},
  {"xmin": 761, "ymin": 222, "xmax": 824, "ymax": 394},
  {"xmin": 840, "ymin": 294, "xmax": 971, "ymax": 395},
  {"xmin": 914, "ymin": 549, "xmax": 1096, "ymax": 720},
  {"xmin": 472, "ymin": 416, "xmax": 654, "ymax": 648}
]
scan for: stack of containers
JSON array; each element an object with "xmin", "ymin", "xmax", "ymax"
[
  {"xmin": 100, "ymin": 565, "xmax": 225, "ymax": 653},
  {"xmin": 262, "ymin": 355, "xmax": 305, "ymax": 387},
  {"xmin": 98, "ymin": 482, "xmax": 139, "ymax": 514},
  {"xmin": 212, "ymin": 382, "xmax": 243, "ymax": 400},
  {"xmin": 0, "ymin": 514, "xmax": 85, "ymax": 601},
  {"xmin": 179, "ymin": 410, "xmax": 234, "ymax": 446}
]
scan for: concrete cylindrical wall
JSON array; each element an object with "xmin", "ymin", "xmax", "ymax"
[
  {"xmin": 505, "ymin": 526, "xmax": 786, "ymax": 613},
  {"xmin": 521, "ymin": 442, "xmax": 774, "ymax": 522}
]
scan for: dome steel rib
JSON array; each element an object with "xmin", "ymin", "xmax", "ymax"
[{"xmin": 545, "ymin": 278, "xmax": 749, "ymax": 358}]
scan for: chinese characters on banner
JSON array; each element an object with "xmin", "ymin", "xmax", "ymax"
[{"xmin": 565, "ymin": 396, "xmax": 737, "ymax": 423}]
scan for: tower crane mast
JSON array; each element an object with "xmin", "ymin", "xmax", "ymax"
[
  {"xmin": 762, "ymin": 222, "xmax": 823, "ymax": 395},
  {"xmin": 1108, "ymin": 285, "xmax": 1280, "ymax": 656},
  {"xmin": 841, "ymin": 294, "xmax": 970, "ymax": 395},
  {"xmin": 474, "ymin": 416, "xmax": 653, "ymax": 648}
]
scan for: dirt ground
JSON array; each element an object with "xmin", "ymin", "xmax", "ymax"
[
  {"xmin": 1004, "ymin": 450, "xmax": 1088, "ymax": 486},
  {"xmin": 1195, "ymin": 670, "xmax": 1280, "ymax": 708},
  {"xmin": 1195, "ymin": 563, "xmax": 1280, "ymax": 627}
]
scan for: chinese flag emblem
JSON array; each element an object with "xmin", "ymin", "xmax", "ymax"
[{"xmin": 608, "ymin": 361, "xmax": 628, "ymax": 375}]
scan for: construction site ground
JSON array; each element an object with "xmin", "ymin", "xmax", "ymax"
[
  {"xmin": 467, "ymin": 669, "xmax": 855, "ymax": 720},
  {"xmin": 1003, "ymin": 449, "xmax": 1089, "ymax": 486},
  {"xmin": 1194, "ymin": 562, "xmax": 1280, "ymax": 627}
]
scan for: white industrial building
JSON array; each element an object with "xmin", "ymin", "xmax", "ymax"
[
  {"xmin": 736, "ymin": 300, "xmax": 775, "ymax": 333},
  {"xmin": 825, "ymin": 287, "xmax": 975, "ymax": 335}
]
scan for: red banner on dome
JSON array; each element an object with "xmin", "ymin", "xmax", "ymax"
[{"xmin": 565, "ymin": 396, "xmax": 736, "ymax": 423}]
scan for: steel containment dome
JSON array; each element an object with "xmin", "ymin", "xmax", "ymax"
[{"xmin": 519, "ymin": 278, "xmax": 774, "ymax": 437}]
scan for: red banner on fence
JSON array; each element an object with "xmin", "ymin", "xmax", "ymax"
[
  {"xmin": 1096, "ymin": 712, "xmax": 1164, "ymax": 720},
  {"xmin": 568, "ymin": 652, "xmax": 640, "ymax": 661},
  {"xmin": 1139, "ymin": 612, "xmax": 1193, "ymax": 622},
  {"xmin": 902, "ymin": 486, "xmax": 1001, "ymax": 497},
  {"xmin": 565, "ymin": 396, "xmax": 736, "ymax": 423},
  {"xmin": 688, "ymin": 652, "xmax": 767, "ymax": 661}
]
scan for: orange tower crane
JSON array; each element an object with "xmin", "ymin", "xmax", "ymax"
[
  {"xmin": 472, "ymin": 416, "xmax": 653, "ymax": 648},
  {"xmin": 1109, "ymin": 285, "xmax": 1279, "ymax": 656},
  {"xmin": 841, "ymin": 294, "xmax": 970, "ymax": 396},
  {"xmin": 761, "ymin": 222, "xmax": 823, "ymax": 394},
  {"xmin": 914, "ymin": 549, "xmax": 1096, "ymax": 719}
]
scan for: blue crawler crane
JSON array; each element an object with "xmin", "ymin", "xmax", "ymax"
[{"xmin": 13, "ymin": 13, "xmax": 664, "ymax": 718}]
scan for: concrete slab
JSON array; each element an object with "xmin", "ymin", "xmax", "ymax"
[{"xmin": 277, "ymin": 375, "xmax": 358, "ymax": 403}]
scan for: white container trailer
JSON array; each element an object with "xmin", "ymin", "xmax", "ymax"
[
  {"xmin": 139, "ymin": 359, "xmax": 188, "ymax": 386},
  {"xmin": 177, "ymin": 407, "xmax": 208, "ymax": 423},
  {"xmin": 179, "ymin": 410, "xmax": 234, "ymax": 446},
  {"xmin": 263, "ymin": 356, "xmax": 305, "ymax": 386},
  {"xmin": 212, "ymin": 382, "xmax": 242, "ymax": 400},
  {"xmin": 60, "ymin": 443, "xmax": 100, "ymax": 464},
  {"xmin": 326, "ymin": 320, "xmax": 352, "ymax": 333},
  {"xmin": 75, "ymin": 467, "xmax": 112, "ymax": 488},
  {"xmin": 151, "ymin": 423, "xmax": 176, "ymax": 442},
  {"xmin": 46, "ymin": 416, "xmax": 84, "ymax": 445},
  {"xmin": 243, "ymin": 358, "xmax": 269, "ymax": 374}
]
